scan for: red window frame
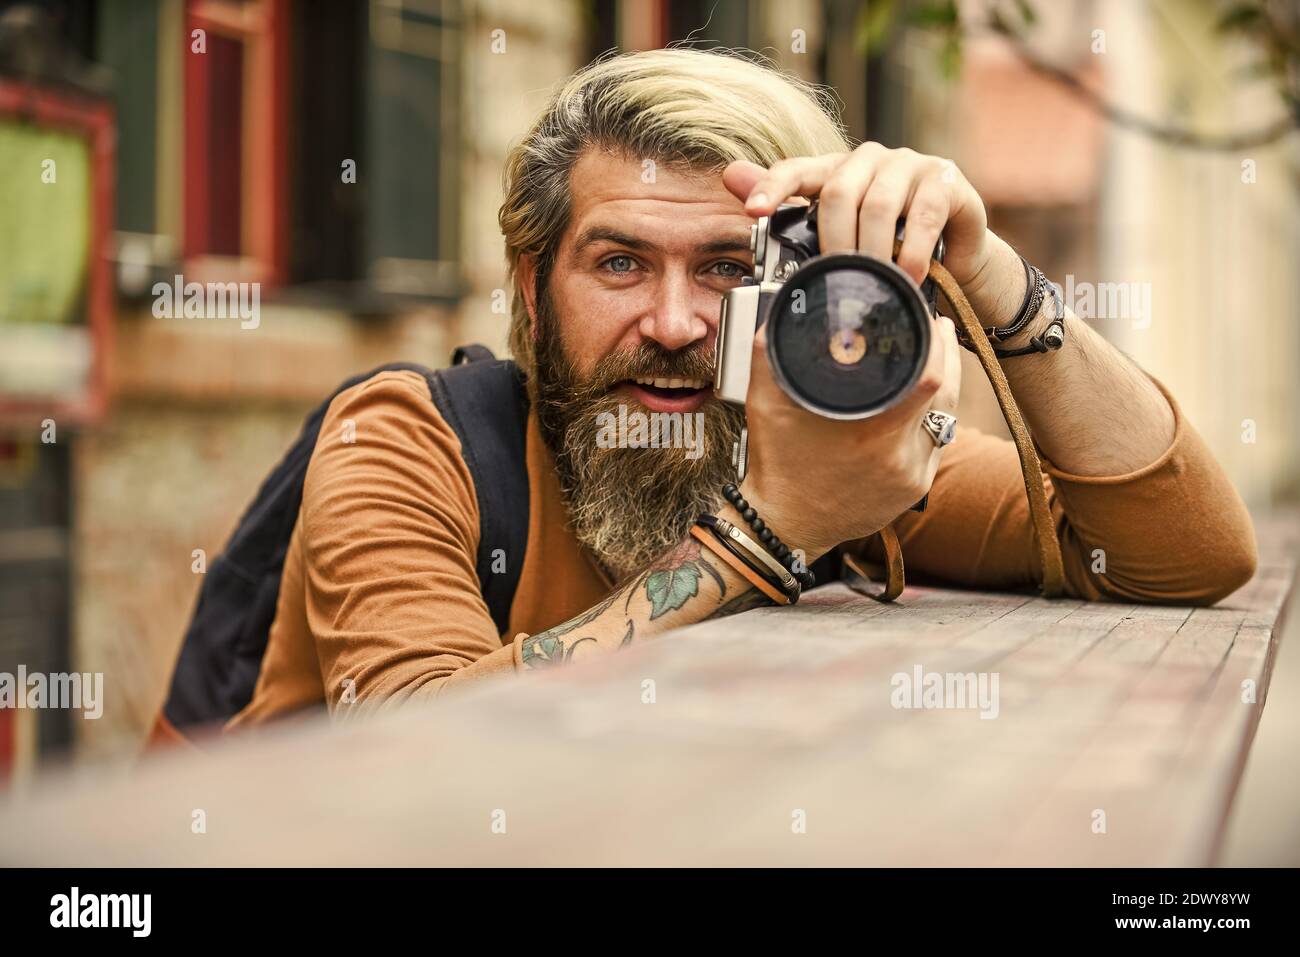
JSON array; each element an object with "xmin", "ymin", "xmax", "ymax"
[{"xmin": 183, "ymin": 0, "xmax": 288, "ymax": 288}]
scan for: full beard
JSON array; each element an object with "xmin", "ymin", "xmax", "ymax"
[{"xmin": 531, "ymin": 295, "xmax": 746, "ymax": 583}]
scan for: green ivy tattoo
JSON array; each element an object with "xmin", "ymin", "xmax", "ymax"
[
  {"xmin": 520, "ymin": 632, "xmax": 562, "ymax": 669},
  {"xmin": 643, "ymin": 538, "xmax": 726, "ymax": 620},
  {"xmin": 520, "ymin": 587, "xmax": 626, "ymax": 670},
  {"xmin": 522, "ymin": 538, "xmax": 729, "ymax": 669},
  {"xmin": 521, "ymin": 633, "xmax": 598, "ymax": 669}
]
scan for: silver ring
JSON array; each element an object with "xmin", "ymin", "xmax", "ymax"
[{"xmin": 922, "ymin": 410, "xmax": 957, "ymax": 448}]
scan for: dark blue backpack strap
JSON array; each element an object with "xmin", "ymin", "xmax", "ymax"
[
  {"xmin": 451, "ymin": 343, "xmax": 498, "ymax": 366},
  {"xmin": 421, "ymin": 350, "xmax": 530, "ymax": 635}
]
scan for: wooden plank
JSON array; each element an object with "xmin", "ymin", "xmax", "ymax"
[
  {"xmin": 995, "ymin": 561, "xmax": 1295, "ymax": 865},
  {"xmin": 0, "ymin": 546, "xmax": 1292, "ymax": 867}
]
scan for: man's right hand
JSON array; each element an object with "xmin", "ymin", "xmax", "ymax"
[{"xmin": 733, "ymin": 312, "xmax": 962, "ymax": 564}]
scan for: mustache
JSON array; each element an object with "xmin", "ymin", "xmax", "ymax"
[{"xmin": 588, "ymin": 343, "xmax": 716, "ymax": 392}]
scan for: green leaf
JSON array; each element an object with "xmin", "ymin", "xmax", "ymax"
[
  {"xmin": 907, "ymin": 0, "xmax": 958, "ymax": 28},
  {"xmin": 939, "ymin": 29, "xmax": 963, "ymax": 81},
  {"xmin": 855, "ymin": 0, "xmax": 899, "ymax": 56},
  {"xmin": 645, "ymin": 566, "xmax": 701, "ymax": 620}
]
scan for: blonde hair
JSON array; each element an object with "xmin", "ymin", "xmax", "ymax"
[{"xmin": 498, "ymin": 47, "xmax": 853, "ymax": 373}]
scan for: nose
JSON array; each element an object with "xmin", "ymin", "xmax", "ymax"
[{"xmin": 637, "ymin": 269, "xmax": 711, "ymax": 353}]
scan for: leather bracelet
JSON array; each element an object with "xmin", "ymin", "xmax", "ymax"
[
  {"xmin": 956, "ymin": 257, "xmax": 1067, "ymax": 360},
  {"xmin": 994, "ymin": 256, "xmax": 1048, "ymax": 342},
  {"xmin": 956, "ymin": 254, "xmax": 1045, "ymax": 349},
  {"xmin": 689, "ymin": 524, "xmax": 790, "ymax": 606},
  {"xmin": 994, "ymin": 278, "xmax": 1066, "ymax": 359},
  {"xmin": 697, "ymin": 514, "xmax": 800, "ymax": 598}
]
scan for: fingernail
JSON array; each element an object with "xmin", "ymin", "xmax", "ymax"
[{"xmin": 747, "ymin": 192, "xmax": 769, "ymax": 209}]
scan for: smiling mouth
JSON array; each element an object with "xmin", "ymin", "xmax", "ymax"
[
  {"xmin": 617, "ymin": 376, "xmax": 712, "ymax": 412},
  {"xmin": 626, "ymin": 375, "xmax": 710, "ymax": 399}
]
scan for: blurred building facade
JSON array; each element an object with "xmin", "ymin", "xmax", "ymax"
[{"xmin": 0, "ymin": 0, "xmax": 1296, "ymax": 769}]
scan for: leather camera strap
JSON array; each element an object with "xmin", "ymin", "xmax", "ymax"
[
  {"xmin": 842, "ymin": 524, "xmax": 906, "ymax": 602},
  {"xmin": 844, "ymin": 257, "xmax": 1066, "ymax": 600}
]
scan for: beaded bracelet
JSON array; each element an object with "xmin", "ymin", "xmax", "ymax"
[{"xmin": 721, "ymin": 484, "xmax": 817, "ymax": 591}]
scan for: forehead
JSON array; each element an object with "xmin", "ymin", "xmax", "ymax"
[{"xmin": 562, "ymin": 149, "xmax": 750, "ymax": 251}]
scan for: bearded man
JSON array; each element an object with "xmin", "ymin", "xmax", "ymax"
[{"xmin": 209, "ymin": 47, "xmax": 1254, "ymax": 730}]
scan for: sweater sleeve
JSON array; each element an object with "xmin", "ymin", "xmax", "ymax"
[
  {"xmin": 851, "ymin": 374, "xmax": 1258, "ymax": 605},
  {"xmin": 299, "ymin": 370, "xmax": 521, "ymax": 721}
]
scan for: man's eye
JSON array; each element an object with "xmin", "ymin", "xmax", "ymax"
[
  {"xmin": 602, "ymin": 255, "xmax": 638, "ymax": 274},
  {"xmin": 710, "ymin": 260, "xmax": 747, "ymax": 279}
]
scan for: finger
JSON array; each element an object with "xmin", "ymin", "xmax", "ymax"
[
  {"xmin": 897, "ymin": 176, "xmax": 951, "ymax": 286},
  {"xmin": 919, "ymin": 318, "xmax": 961, "ymax": 471},
  {"xmin": 857, "ymin": 162, "xmax": 916, "ymax": 263},
  {"xmin": 721, "ymin": 160, "xmax": 768, "ymax": 206},
  {"xmin": 816, "ymin": 145, "xmax": 884, "ymax": 254},
  {"xmin": 930, "ymin": 315, "xmax": 962, "ymax": 413},
  {"xmin": 742, "ymin": 154, "xmax": 848, "ymax": 216}
]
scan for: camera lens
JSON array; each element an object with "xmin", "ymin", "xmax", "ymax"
[{"xmin": 765, "ymin": 253, "xmax": 931, "ymax": 419}]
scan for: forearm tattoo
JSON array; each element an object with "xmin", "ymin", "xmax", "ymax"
[{"xmin": 521, "ymin": 538, "xmax": 739, "ymax": 669}]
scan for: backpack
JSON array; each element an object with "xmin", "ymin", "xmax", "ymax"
[{"xmin": 161, "ymin": 345, "xmax": 530, "ymax": 733}]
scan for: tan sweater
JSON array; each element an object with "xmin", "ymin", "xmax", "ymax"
[{"xmin": 191, "ymin": 368, "xmax": 1252, "ymax": 733}]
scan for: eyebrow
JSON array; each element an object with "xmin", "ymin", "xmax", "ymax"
[{"xmin": 572, "ymin": 226, "xmax": 751, "ymax": 257}]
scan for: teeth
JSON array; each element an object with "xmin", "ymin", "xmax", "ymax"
[{"xmin": 631, "ymin": 376, "xmax": 708, "ymax": 389}]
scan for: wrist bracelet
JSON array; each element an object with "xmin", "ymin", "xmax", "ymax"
[
  {"xmin": 957, "ymin": 254, "xmax": 1043, "ymax": 347},
  {"xmin": 697, "ymin": 514, "xmax": 800, "ymax": 598},
  {"xmin": 721, "ymin": 484, "xmax": 817, "ymax": 590},
  {"xmin": 957, "ymin": 255, "xmax": 1066, "ymax": 359},
  {"xmin": 689, "ymin": 524, "xmax": 790, "ymax": 606},
  {"xmin": 991, "ymin": 256, "xmax": 1048, "ymax": 343},
  {"xmin": 994, "ymin": 278, "xmax": 1067, "ymax": 359}
]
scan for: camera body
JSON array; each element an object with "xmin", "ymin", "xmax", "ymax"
[{"xmin": 714, "ymin": 202, "xmax": 943, "ymax": 420}]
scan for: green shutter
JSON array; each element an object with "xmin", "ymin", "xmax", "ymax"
[
  {"xmin": 364, "ymin": 0, "xmax": 460, "ymax": 295},
  {"xmin": 96, "ymin": 0, "xmax": 161, "ymax": 235}
]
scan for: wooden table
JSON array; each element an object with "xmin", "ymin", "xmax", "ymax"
[{"xmin": 1, "ymin": 524, "xmax": 1294, "ymax": 867}]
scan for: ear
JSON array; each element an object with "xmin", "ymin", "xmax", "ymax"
[{"xmin": 517, "ymin": 254, "xmax": 540, "ymax": 339}]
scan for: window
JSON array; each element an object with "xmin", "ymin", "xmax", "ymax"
[
  {"xmin": 284, "ymin": 0, "xmax": 462, "ymax": 301},
  {"xmin": 183, "ymin": 0, "xmax": 288, "ymax": 287},
  {"xmin": 363, "ymin": 0, "xmax": 460, "ymax": 297},
  {"xmin": 588, "ymin": 0, "xmax": 754, "ymax": 59}
]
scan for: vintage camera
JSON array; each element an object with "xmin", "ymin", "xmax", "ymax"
[{"xmin": 714, "ymin": 202, "xmax": 943, "ymax": 419}]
